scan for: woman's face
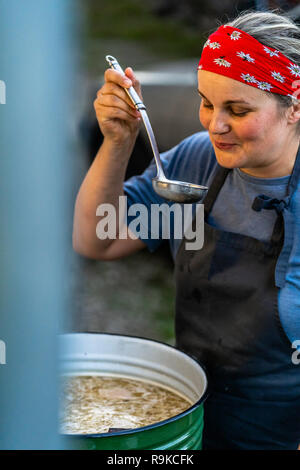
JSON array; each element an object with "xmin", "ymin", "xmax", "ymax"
[{"xmin": 198, "ymin": 70, "xmax": 297, "ymax": 177}]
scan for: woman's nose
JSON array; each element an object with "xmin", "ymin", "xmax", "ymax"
[{"xmin": 209, "ymin": 110, "xmax": 231, "ymax": 134}]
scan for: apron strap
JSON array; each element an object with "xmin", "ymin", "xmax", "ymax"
[
  {"xmin": 204, "ymin": 166, "xmax": 230, "ymax": 218},
  {"xmin": 252, "ymin": 195, "xmax": 289, "ymax": 215},
  {"xmin": 251, "ymin": 142, "xmax": 300, "ymax": 287},
  {"xmin": 251, "ymin": 194, "xmax": 286, "ymax": 286},
  {"xmin": 251, "ymin": 195, "xmax": 286, "ymax": 244}
]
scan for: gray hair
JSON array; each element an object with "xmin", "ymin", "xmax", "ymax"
[{"xmin": 223, "ymin": 9, "xmax": 300, "ymax": 132}]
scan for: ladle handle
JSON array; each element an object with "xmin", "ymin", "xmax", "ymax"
[
  {"xmin": 105, "ymin": 55, "xmax": 167, "ymax": 182},
  {"xmin": 105, "ymin": 55, "xmax": 146, "ymax": 111}
]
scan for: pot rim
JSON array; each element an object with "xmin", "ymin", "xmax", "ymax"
[{"xmin": 59, "ymin": 331, "xmax": 210, "ymax": 439}]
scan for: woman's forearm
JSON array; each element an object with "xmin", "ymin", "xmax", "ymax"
[{"xmin": 72, "ymin": 137, "xmax": 136, "ymax": 258}]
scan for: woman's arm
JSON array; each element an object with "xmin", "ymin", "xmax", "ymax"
[{"xmin": 73, "ymin": 67, "xmax": 146, "ymax": 260}]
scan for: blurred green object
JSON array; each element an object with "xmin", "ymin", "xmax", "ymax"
[{"xmin": 81, "ymin": 0, "xmax": 205, "ymax": 61}]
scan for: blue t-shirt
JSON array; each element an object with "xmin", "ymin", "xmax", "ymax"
[{"xmin": 124, "ymin": 131, "xmax": 300, "ymax": 345}]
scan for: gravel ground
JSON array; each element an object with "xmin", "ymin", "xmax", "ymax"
[{"xmin": 66, "ymin": 243, "xmax": 176, "ymax": 345}]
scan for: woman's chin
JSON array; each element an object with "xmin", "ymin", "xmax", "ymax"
[{"xmin": 214, "ymin": 148, "xmax": 245, "ymax": 169}]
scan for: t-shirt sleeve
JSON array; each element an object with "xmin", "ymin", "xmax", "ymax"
[
  {"xmin": 123, "ymin": 146, "xmax": 178, "ymax": 252},
  {"xmin": 278, "ymin": 180, "xmax": 300, "ymax": 346},
  {"xmin": 123, "ymin": 131, "xmax": 216, "ymax": 253}
]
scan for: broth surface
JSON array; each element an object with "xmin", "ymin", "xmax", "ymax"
[{"xmin": 60, "ymin": 375, "xmax": 192, "ymax": 434}]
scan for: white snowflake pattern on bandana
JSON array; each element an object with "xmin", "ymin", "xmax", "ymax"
[
  {"xmin": 209, "ymin": 41, "xmax": 221, "ymax": 50},
  {"xmin": 241, "ymin": 73, "xmax": 257, "ymax": 84},
  {"xmin": 214, "ymin": 58, "xmax": 231, "ymax": 67},
  {"xmin": 236, "ymin": 51, "xmax": 255, "ymax": 63},
  {"xmin": 203, "ymin": 39, "xmax": 211, "ymax": 48},
  {"xmin": 256, "ymin": 81, "xmax": 273, "ymax": 91},
  {"xmin": 263, "ymin": 47, "xmax": 280, "ymax": 58},
  {"xmin": 287, "ymin": 63, "xmax": 300, "ymax": 77},
  {"xmin": 271, "ymin": 71, "xmax": 285, "ymax": 83},
  {"xmin": 230, "ymin": 31, "xmax": 242, "ymax": 40}
]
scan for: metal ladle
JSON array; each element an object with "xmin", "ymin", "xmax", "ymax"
[{"xmin": 105, "ymin": 55, "xmax": 208, "ymax": 203}]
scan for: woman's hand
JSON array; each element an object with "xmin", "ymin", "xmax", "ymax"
[{"xmin": 94, "ymin": 66, "xmax": 142, "ymax": 146}]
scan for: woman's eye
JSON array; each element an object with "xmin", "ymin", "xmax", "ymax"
[
  {"xmin": 230, "ymin": 110, "xmax": 249, "ymax": 116},
  {"xmin": 202, "ymin": 98, "xmax": 249, "ymax": 117}
]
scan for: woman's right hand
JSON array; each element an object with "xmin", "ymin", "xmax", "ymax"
[{"xmin": 94, "ymin": 66, "xmax": 143, "ymax": 146}]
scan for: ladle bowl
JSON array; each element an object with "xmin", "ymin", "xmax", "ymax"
[{"xmin": 152, "ymin": 178, "xmax": 208, "ymax": 203}]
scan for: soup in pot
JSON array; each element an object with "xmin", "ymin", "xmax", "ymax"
[{"xmin": 60, "ymin": 375, "xmax": 192, "ymax": 434}]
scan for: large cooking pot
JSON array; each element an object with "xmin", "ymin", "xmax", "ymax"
[{"xmin": 59, "ymin": 333, "xmax": 208, "ymax": 450}]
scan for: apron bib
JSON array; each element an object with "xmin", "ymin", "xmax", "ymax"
[{"xmin": 175, "ymin": 155, "xmax": 300, "ymax": 449}]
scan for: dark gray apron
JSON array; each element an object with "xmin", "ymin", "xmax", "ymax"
[{"xmin": 175, "ymin": 150, "xmax": 300, "ymax": 450}]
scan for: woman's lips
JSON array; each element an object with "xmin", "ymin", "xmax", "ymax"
[{"xmin": 214, "ymin": 141, "xmax": 237, "ymax": 150}]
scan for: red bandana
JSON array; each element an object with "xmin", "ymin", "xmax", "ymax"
[{"xmin": 198, "ymin": 25, "xmax": 300, "ymax": 101}]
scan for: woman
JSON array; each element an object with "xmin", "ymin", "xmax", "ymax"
[{"xmin": 73, "ymin": 10, "xmax": 300, "ymax": 449}]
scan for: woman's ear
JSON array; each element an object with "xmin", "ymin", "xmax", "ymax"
[{"xmin": 287, "ymin": 100, "xmax": 300, "ymax": 125}]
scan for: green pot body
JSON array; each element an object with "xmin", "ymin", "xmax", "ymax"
[{"xmin": 59, "ymin": 333, "xmax": 208, "ymax": 450}]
